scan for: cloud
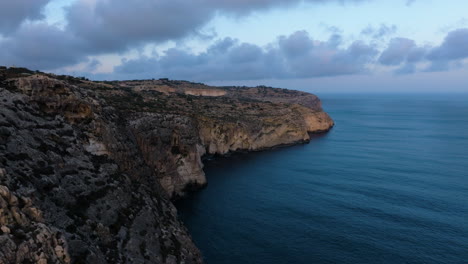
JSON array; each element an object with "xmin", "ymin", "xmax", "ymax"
[
  {"xmin": 427, "ymin": 28, "xmax": 468, "ymax": 61},
  {"xmin": 64, "ymin": 0, "xmax": 369, "ymax": 54},
  {"xmin": 65, "ymin": 0, "xmax": 213, "ymax": 53},
  {"xmin": 204, "ymin": 0, "xmax": 368, "ymax": 14},
  {"xmin": 424, "ymin": 61, "xmax": 450, "ymax": 72},
  {"xmin": 0, "ymin": 23, "xmax": 88, "ymax": 70},
  {"xmin": 0, "ymin": 0, "xmax": 51, "ymax": 34},
  {"xmin": 406, "ymin": 0, "xmax": 416, "ymax": 6},
  {"xmin": 378, "ymin": 37, "xmax": 432, "ymax": 75},
  {"xmin": 0, "ymin": 0, "xmax": 372, "ymax": 73},
  {"xmin": 278, "ymin": 31, "xmax": 378, "ymax": 78},
  {"xmin": 86, "ymin": 58, "xmax": 102, "ymax": 72},
  {"xmin": 378, "ymin": 38, "xmax": 426, "ymax": 66},
  {"xmin": 394, "ymin": 63, "xmax": 416, "ymax": 75},
  {"xmin": 361, "ymin": 24, "xmax": 397, "ymax": 39},
  {"xmin": 113, "ymin": 30, "xmax": 378, "ymax": 81},
  {"xmin": 1, "ymin": 0, "xmax": 468, "ymax": 80},
  {"xmin": 378, "ymin": 28, "xmax": 468, "ymax": 74}
]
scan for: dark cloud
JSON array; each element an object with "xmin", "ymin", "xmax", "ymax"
[
  {"xmin": 0, "ymin": 0, "xmax": 370, "ymax": 72},
  {"xmin": 1, "ymin": 0, "xmax": 467, "ymax": 80},
  {"xmin": 65, "ymin": 0, "xmax": 368, "ymax": 54},
  {"xmin": 65, "ymin": 0, "xmax": 213, "ymax": 53},
  {"xmin": 0, "ymin": 23, "xmax": 88, "ymax": 70},
  {"xmin": 205, "ymin": 0, "xmax": 368, "ymax": 14},
  {"xmin": 113, "ymin": 31, "xmax": 378, "ymax": 81},
  {"xmin": 0, "ymin": 0, "xmax": 51, "ymax": 34}
]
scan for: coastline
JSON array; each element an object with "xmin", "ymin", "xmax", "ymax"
[{"xmin": 0, "ymin": 66, "xmax": 333, "ymax": 263}]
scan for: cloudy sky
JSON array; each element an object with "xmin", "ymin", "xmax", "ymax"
[{"xmin": 1, "ymin": 0, "xmax": 467, "ymax": 92}]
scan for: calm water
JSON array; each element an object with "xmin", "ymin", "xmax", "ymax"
[{"xmin": 176, "ymin": 94, "xmax": 468, "ymax": 264}]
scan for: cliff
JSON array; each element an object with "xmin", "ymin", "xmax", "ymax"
[{"xmin": 0, "ymin": 67, "xmax": 333, "ymax": 263}]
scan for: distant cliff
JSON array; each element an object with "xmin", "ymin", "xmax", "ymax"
[{"xmin": 0, "ymin": 67, "xmax": 333, "ymax": 263}]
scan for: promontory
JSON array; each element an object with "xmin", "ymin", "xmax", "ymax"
[{"xmin": 0, "ymin": 66, "xmax": 333, "ymax": 263}]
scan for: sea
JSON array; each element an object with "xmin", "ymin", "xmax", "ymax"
[{"xmin": 175, "ymin": 93, "xmax": 468, "ymax": 264}]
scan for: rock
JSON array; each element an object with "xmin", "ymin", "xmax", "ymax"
[
  {"xmin": 11, "ymin": 206, "xmax": 30, "ymax": 227},
  {"xmin": 1, "ymin": 226, "xmax": 10, "ymax": 234},
  {"xmin": 0, "ymin": 66, "xmax": 333, "ymax": 263},
  {"xmin": 37, "ymin": 257, "xmax": 48, "ymax": 264},
  {"xmin": 54, "ymin": 245, "xmax": 65, "ymax": 260},
  {"xmin": 22, "ymin": 207, "xmax": 42, "ymax": 222},
  {"xmin": 84, "ymin": 138, "xmax": 109, "ymax": 156},
  {"xmin": 21, "ymin": 197, "xmax": 33, "ymax": 207},
  {"xmin": 8, "ymin": 194, "xmax": 18, "ymax": 207},
  {"xmin": 0, "ymin": 196, "xmax": 7, "ymax": 209},
  {"xmin": 0, "ymin": 236, "xmax": 17, "ymax": 262},
  {"xmin": 0, "ymin": 186, "xmax": 9, "ymax": 199},
  {"xmin": 0, "ymin": 184, "xmax": 71, "ymax": 263}
]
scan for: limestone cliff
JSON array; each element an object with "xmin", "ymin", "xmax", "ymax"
[{"xmin": 0, "ymin": 67, "xmax": 333, "ymax": 263}]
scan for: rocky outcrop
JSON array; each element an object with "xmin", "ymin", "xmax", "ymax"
[
  {"xmin": 197, "ymin": 103, "xmax": 333, "ymax": 155},
  {"xmin": 127, "ymin": 113, "xmax": 207, "ymax": 197},
  {"xmin": 0, "ymin": 77, "xmax": 202, "ymax": 263},
  {"xmin": 0, "ymin": 67, "xmax": 333, "ymax": 263},
  {"xmin": 0, "ymin": 185, "xmax": 71, "ymax": 264}
]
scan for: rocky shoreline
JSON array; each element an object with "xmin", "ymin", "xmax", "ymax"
[{"xmin": 0, "ymin": 67, "xmax": 333, "ymax": 263}]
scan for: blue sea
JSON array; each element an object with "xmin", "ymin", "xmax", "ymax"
[{"xmin": 176, "ymin": 94, "xmax": 468, "ymax": 264}]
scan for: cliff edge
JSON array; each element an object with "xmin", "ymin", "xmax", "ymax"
[{"xmin": 0, "ymin": 67, "xmax": 333, "ymax": 263}]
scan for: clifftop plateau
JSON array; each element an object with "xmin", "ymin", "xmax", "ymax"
[{"xmin": 0, "ymin": 66, "xmax": 333, "ymax": 263}]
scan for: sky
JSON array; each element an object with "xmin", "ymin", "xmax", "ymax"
[{"xmin": 0, "ymin": 0, "xmax": 467, "ymax": 93}]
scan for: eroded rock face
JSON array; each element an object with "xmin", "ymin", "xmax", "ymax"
[
  {"xmin": 128, "ymin": 113, "xmax": 207, "ymax": 197},
  {"xmin": 196, "ymin": 104, "xmax": 333, "ymax": 155},
  {"xmin": 11, "ymin": 75, "xmax": 94, "ymax": 123},
  {"xmin": 0, "ymin": 79, "xmax": 202, "ymax": 263},
  {"xmin": 0, "ymin": 67, "xmax": 333, "ymax": 263}
]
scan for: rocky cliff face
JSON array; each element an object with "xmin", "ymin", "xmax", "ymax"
[{"xmin": 0, "ymin": 67, "xmax": 333, "ymax": 263}]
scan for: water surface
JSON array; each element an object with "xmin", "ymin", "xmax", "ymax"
[{"xmin": 176, "ymin": 94, "xmax": 468, "ymax": 264}]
